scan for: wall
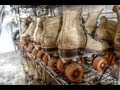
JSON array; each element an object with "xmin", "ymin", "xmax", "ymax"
[{"xmin": 0, "ymin": 5, "xmax": 15, "ymax": 54}]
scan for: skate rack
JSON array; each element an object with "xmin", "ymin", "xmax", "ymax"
[
  {"xmin": 37, "ymin": 58, "xmax": 117, "ymax": 85},
  {"xmin": 22, "ymin": 48, "xmax": 117, "ymax": 85},
  {"xmin": 36, "ymin": 59, "xmax": 69, "ymax": 85},
  {"xmin": 20, "ymin": 5, "xmax": 118, "ymax": 85}
]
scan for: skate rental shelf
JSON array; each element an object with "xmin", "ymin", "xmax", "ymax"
[{"xmin": 18, "ymin": 5, "xmax": 120, "ymax": 85}]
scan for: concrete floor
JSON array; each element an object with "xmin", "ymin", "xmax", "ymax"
[{"xmin": 0, "ymin": 51, "xmax": 25, "ymax": 85}]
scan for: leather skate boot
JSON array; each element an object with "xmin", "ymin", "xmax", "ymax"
[
  {"xmin": 32, "ymin": 17, "xmax": 44, "ymax": 49},
  {"xmin": 57, "ymin": 6, "xmax": 86, "ymax": 63},
  {"xmin": 20, "ymin": 17, "xmax": 32, "ymax": 47},
  {"xmin": 113, "ymin": 5, "xmax": 120, "ymax": 57},
  {"xmin": 21, "ymin": 16, "xmax": 37, "ymax": 47},
  {"xmin": 22, "ymin": 16, "xmax": 37, "ymax": 40},
  {"xmin": 85, "ymin": 34, "xmax": 110, "ymax": 55},
  {"xmin": 95, "ymin": 16, "xmax": 117, "ymax": 45},
  {"xmin": 21, "ymin": 16, "xmax": 32, "ymax": 34},
  {"xmin": 31, "ymin": 17, "xmax": 45, "ymax": 59},
  {"xmin": 84, "ymin": 8, "xmax": 103, "ymax": 36},
  {"xmin": 40, "ymin": 15, "xmax": 62, "ymax": 57}
]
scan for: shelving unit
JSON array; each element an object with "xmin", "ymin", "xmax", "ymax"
[
  {"xmin": 19, "ymin": 5, "xmax": 118, "ymax": 85},
  {"xmin": 22, "ymin": 46, "xmax": 117, "ymax": 85}
]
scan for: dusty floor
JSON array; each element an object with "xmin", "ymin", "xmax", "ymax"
[{"xmin": 0, "ymin": 51, "xmax": 25, "ymax": 85}]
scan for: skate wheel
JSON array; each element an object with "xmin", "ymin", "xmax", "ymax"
[
  {"xmin": 27, "ymin": 46, "xmax": 34, "ymax": 53},
  {"xmin": 37, "ymin": 51, "xmax": 45, "ymax": 60},
  {"xmin": 93, "ymin": 57, "xmax": 108, "ymax": 72},
  {"xmin": 32, "ymin": 48, "xmax": 39, "ymax": 58},
  {"xmin": 57, "ymin": 59, "xmax": 65, "ymax": 73},
  {"xmin": 48, "ymin": 57, "xmax": 58, "ymax": 71},
  {"xmin": 65, "ymin": 63, "xmax": 83, "ymax": 83},
  {"xmin": 111, "ymin": 53, "xmax": 117, "ymax": 66},
  {"xmin": 107, "ymin": 51, "xmax": 114, "ymax": 64},
  {"xmin": 27, "ymin": 43, "xmax": 34, "ymax": 53},
  {"xmin": 21, "ymin": 37, "xmax": 28, "ymax": 46},
  {"xmin": 21, "ymin": 40, "xmax": 28, "ymax": 46},
  {"xmin": 43, "ymin": 54, "xmax": 50, "ymax": 65}
]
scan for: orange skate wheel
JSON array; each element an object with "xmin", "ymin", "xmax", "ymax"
[
  {"xmin": 22, "ymin": 40, "xmax": 27, "ymax": 46},
  {"xmin": 57, "ymin": 59, "xmax": 65, "ymax": 73},
  {"xmin": 65, "ymin": 63, "xmax": 83, "ymax": 83},
  {"xmin": 27, "ymin": 43, "xmax": 34, "ymax": 53},
  {"xmin": 93, "ymin": 57, "xmax": 108, "ymax": 72},
  {"xmin": 111, "ymin": 53, "xmax": 117, "ymax": 66},
  {"xmin": 107, "ymin": 51, "xmax": 114, "ymax": 64},
  {"xmin": 48, "ymin": 57, "xmax": 58, "ymax": 71},
  {"xmin": 21, "ymin": 37, "xmax": 28, "ymax": 46},
  {"xmin": 43, "ymin": 54, "xmax": 50, "ymax": 65},
  {"xmin": 32, "ymin": 48, "xmax": 39, "ymax": 58},
  {"xmin": 37, "ymin": 51, "xmax": 45, "ymax": 60}
]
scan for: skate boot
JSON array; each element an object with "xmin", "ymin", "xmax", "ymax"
[
  {"xmin": 84, "ymin": 8, "xmax": 103, "ymax": 36},
  {"xmin": 113, "ymin": 5, "xmax": 120, "ymax": 57},
  {"xmin": 95, "ymin": 16, "xmax": 117, "ymax": 45},
  {"xmin": 57, "ymin": 6, "xmax": 86, "ymax": 63}
]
